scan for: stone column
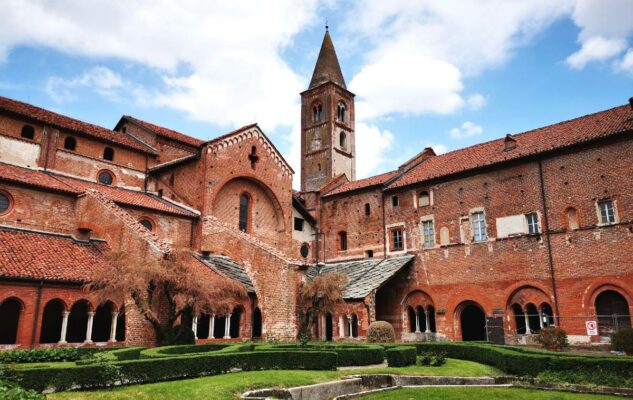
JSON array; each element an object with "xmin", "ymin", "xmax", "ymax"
[
  {"xmin": 109, "ymin": 312, "xmax": 119, "ymax": 343},
  {"xmin": 339, "ymin": 315, "xmax": 345, "ymax": 338},
  {"xmin": 348, "ymin": 315, "xmax": 353, "ymax": 338},
  {"xmin": 415, "ymin": 310, "xmax": 421, "ymax": 333},
  {"xmin": 84, "ymin": 312, "xmax": 95, "ymax": 343},
  {"xmin": 224, "ymin": 315, "xmax": 231, "ymax": 339},
  {"xmin": 58, "ymin": 311, "xmax": 70, "ymax": 344},
  {"xmin": 208, "ymin": 314, "xmax": 215, "ymax": 339},
  {"xmin": 524, "ymin": 309, "xmax": 531, "ymax": 334},
  {"xmin": 425, "ymin": 310, "xmax": 431, "ymax": 333},
  {"xmin": 538, "ymin": 312, "xmax": 544, "ymax": 329},
  {"xmin": 192, "ymin": 316, "xmax": 198, "ymax": 340}
]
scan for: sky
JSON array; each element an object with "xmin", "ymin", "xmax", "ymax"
[{"xmin": 0, "ymin": 0, "xmax": 632, "ymax": 188}]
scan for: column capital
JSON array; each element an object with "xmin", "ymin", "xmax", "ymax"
[{"xmin": 63, "ymin": 311, "xmax": 70, "ymax": 317}]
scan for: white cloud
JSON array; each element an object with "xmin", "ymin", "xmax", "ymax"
[
  {"xmin": 46, "ymin": 66, "xmax": 125, "ymax": 102},
  {"xmin": 355, "ymin": 123, "xmax": 395, "ymax": 179},
  {"xmin": 467, "ymin": 93, "xmax": 487, "ymax": 110},
  {"xmin": 566, "ymin": 37, "xmax": 627, "ymax": 69},
  {"xmin": 449, "ymin": 121, "xmax": 483, "ymax": 139},
  {"xmin": 1, "ymin": 0, "xmax": 318, "ymax": 131},
  {"xmin": 566, "ymin": 0, "xmax": 633, "ymax": 69},
  {"xmin": 430, "ymin": 144, "xmax": 448, "ymax": 155},
  {"xmin": 615, "ymin": 48, "xmax": 633, "ymax": 74}
]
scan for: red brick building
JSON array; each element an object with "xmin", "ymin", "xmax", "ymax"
[{"xmin": 1, "ymin": 30, "xmax": 632, "ymax": 349}]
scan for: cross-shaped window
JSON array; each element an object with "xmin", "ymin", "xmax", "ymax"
[{"xmin": 248, "ymin": 146, "xmax": 259, "ymax": 169}]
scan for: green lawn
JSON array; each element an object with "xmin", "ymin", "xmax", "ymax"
[
  {"xmin": 362, "ymin": 387, "xmax": 621, "ymax": 400},
  {"xmin": 48, "ymin": 359, "xmax": 500, "ymax": 400}
]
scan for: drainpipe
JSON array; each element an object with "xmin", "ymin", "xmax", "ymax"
[
  {"xmin": 30, "ymin": 281, "xmax": 44, "ymax": 348},
  {"xmin": 381, "ymin": 190, "xmax": 387, "ymax": 259},
  {"xmin": 538, "ymin": 159, "xmax": 561, "ymax": 320}
]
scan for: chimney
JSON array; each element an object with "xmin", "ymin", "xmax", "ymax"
[
  {"xmin": 504, "ymin": 134, "xmax": 517, "ymax": 151},
  {"xmin": 629, "ymin": 97, "xmax": 633, "ymax": 111}
]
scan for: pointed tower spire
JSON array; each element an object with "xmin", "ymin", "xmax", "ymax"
[{"xmin": 309, "ymin": 29, "xmax": 346, "ymax": 89}]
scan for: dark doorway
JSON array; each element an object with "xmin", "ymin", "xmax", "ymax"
[
  {"xmin": 596, "ymin": 290, "xmax": 631, "ymax": 333},
  {"xmin": 407, "ymin": 306, "xmax": 416, "ymax": 332},
  {"xmin": 67, "ymin": 300, "xmax": 89, "ymax": 343},
  {"xmin": 460, "ymin": 304, "xmax": 486, "ymax": 341},
  {"xmin": 91, "ymin": 302, "xmax": 114, "ymax": 342},
  {"xmin": 230, "ymin": 308, "xmax": 242, "ymax": 338},
  {"xmin": 214, "ymin": 316, "xmax": 226, "ymax": 338},
  {"xmin": 428, "ymin": 306, "xmax": 436, "ymax": 332},
  {"xmin": 351, "ymin": 314, "xmax": 359, "ymax": 337},
  {"xmin": 541, "ymin": 304, "xmax": 554, "ymax": 327},
  {"xmin": 416, "ymin": 306, "xmax": 426, "ymax": 332},
  {"xmin": 40, "ymin": 300, "xmax": 64, "ymax": 343},
  {"xmin": 526, "ymin": 304, "xmax": 541, "ymax": 333},
  {"xmin": 197, "ymin": 314, "xmax": 210, "ymax": 339},
  {"xmin": 512, "ymin": 304, "xmax": 526, "ymax": 334},
  {"xmin": 115, "ymin": 308, "xmax": 126, "ymax": 342},
  {"xmin": 0, "ymin": 298, "xmax": 22, "ymax": 344},
  {"xmin": 325, "ymin": 313, "xmax": 333, "ymax": 341},
  {"xmin": 252, "ymin": 308, "xmax": 262, "ymax": 338}
]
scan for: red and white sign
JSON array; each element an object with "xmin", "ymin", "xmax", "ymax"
[{"xmin": 585, "ymin": 320, "xmax": 598, "ymax": 336}]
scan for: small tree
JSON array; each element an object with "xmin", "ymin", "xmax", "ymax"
[
  {"xmin": 298, "ymin": 272, "xmax": 347, "ymax": 345},
  {"xmin": 86, "ymin": 250, "xmax": 246, "ymax": 345}
]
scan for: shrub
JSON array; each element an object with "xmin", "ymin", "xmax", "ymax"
[
  {"xmin": 0, "ymin": 348, "xmax": 81, "ymax": 364},
  {"xmin": 385, "ymin": 346, "xmax": 416, "ymax": 367},
  {"xmin": 367, "ymin": 321, "xmax": 396, "ymax": 343},
  {"xmin": 418, "ymin": 351, "xmax": 447, "ymax": 367},
  {"xmin": 0, "ymin": 379, "xmax": 44, "ymax": 400},
  {"xmin": 140, "ymin": 343, "xmax": 234, "ymax": 359},
  {"xmin": 76, "ymin": 347, "xmax": 146, "ymax": 365},
  {"xmin": 164, "ymin": 325, "xmax": 195, "ymax": 345},
  {"xmin": 535, "ymin": 327, "xmax": 568, "ymax": 351},
  {"xmin": 611, "ymin": 328, "xmax": 633, "ymax": 355},
  {"xmin": 5, "ymin": 350, "xmax": 338, "ymax": 392},
  {"xmin": 255, "ymin": 343, "xmax": 384, "ymax": 366}
]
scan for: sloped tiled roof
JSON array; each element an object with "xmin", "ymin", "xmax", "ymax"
[
  {"xmin": 147, "ymin": 153, "xmax": 199, "ymax": 174},
  {"xmin": 0, "ymin": 162, "xmax": 80, "ymax": 194},
  {"xmin": 0, "ymin": 226, "xmax": 111, "ymax": 283},
  {"xmin": 53, "ymin": 175, "xmax": 198, "ymax": 218},
  {"xmin": 389, "ymin": 104, "xmax": 633, "ymax": 189},
  {"xmin": 323, "ymin": 170, "xmax": 400, "ymax": 197},
  {"xmin": 306, "ymin": 255, "xmax": 414, "ymax": 299},
  {"xmin": 0, "ymin": 96, "xmax": 155, "ymax": 154},
  {"xmin": 123, "ymin": 116, "xmax": 205, "ymax": 147},
  {"xmin": 195, "ymin": 254, "xmax": 255, "ymax": 293}
]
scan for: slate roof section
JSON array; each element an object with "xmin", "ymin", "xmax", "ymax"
[
  {"xmin": 0, "ymin": 96, "xmax": 155, "ymax": 154},
  {"xmin": 389, "ymin": 104, "xmax": 633, "ymax": 190},
  {"xmin": 121, "ymin": 116, "xmax": 205, "ymax": 147},
  {"xmin": 53, "ymin": 175, "xmax": 198, "ymax": 218},
  {"xmin": 307, "ymin": 255, "xmax": 414, "ymax": 299},
  {"xmin": 195, "ymin": 254, "xmax": 256, "ymax": 293},
  {"xmin": 323, "ymin": 170, "xmax": 400, "ymax": 197},
  {"xmin": 309, "ymin": 30, "xmax": 347, "ymax": 89},
  {"xmin": 0, "ymin": 226, "xmax": 111, "ymax": 283},
  {"xmin": 0, "ymin": 162, "xmax": 80, "ymax": 195},
  {"xmin": 147, "ymin": 153, "xmax": 199, "ymax": 174}
]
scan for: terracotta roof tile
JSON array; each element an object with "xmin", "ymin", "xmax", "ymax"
[
  {"xmin": 0, "ymin": 226, "xmax": 111, "ymax": 283},
  {"xmin": 0, "ymin": 162, "xmax": 80, "ymax": 194},
  {"xmin": 389, "ymin": 104, "xmax": 633, "ymax": 189},
  {"xmin": 124, "ymin": 116, "xmax": 204, "ymax": 147},
  {"xmin": 0, "ymin": 96, "xmax": 155, "ymax": 154},
  {"xmin": 324, "ymin": 170, "xmax": 400, "ymax": 197},
  {"xmin": 54, "ymin": 175, "xmax": 197, "ymax": 218}
]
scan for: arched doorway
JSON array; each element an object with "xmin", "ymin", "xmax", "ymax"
[
  {"xmin": 325, "ymin": 313, "xmax": 333, "ymax": 341},
  {"xmin": 460, "ymin": 303, "xmax": 486, "ymax": 341},
  {"xmin": 252, "ymin": 308, "xmax": 262, "ymax": 338},
  {"xmin": 595, "ymin": 290, "xmax": 631, "ymax": 334},
  {"xmin": 428, "ymin": 306, "xmax": 436, "ymax": 332},
  {"xmin": 512, "ymin": 304, "xmax": 526, "ymax": 334},
  {"xmin": 229, "ymin": 307, "xmax": 242, "ymax": 338},
  {"xmin": 526, "ymin": 304, "xmax": 541, "ymax": 333},
  {"xmin": 0, "ymin": 298, "xmax": 22, "ymax": 344},
  {"xmin": 197, "ymin": 314, "xmax": 211, "ymax": 339},
  {"xmin": 67, "ymin": 300, "xmax": 90, "ymax": 343},
  {"xmin": 91, "ymin": 302, "xmax": 114, "ymax": 342},
  {"xmin": 40, "ymin": 300, "xmax": 64, "ymax": 343},
  {"xmin": 351, "ymin": 314, "xmax": 359, "ymax": 337},
  {"xmin": 115, "ymin": 307, "xmax": 126, "ymax": 342},
  {"xmin": 214, "ymin": 315, "xmax": 226, "ymax": 339}
]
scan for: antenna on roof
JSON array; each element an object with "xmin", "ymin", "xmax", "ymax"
[{"xmin": 325, "ymin": 19, "xmax": 329, "ymax": 31}]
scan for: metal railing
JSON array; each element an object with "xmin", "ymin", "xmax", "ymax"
[{"xmin": 512, "ymin": 313, "xmax": 632, "ymax": 336}]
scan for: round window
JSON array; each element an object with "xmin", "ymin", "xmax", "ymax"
[
  {"xmin": 0, "ymin": 192, "xmax": 11, "ymax": 214},
  {"xmin": 139, "ymin": 218, "xmax": 153, "ymax": 231},
  {"xmin": 98, "ymin": 171, "xmax": 114, "ymax": 185}
]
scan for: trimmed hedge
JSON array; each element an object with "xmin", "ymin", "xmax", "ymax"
[
  {"xmin": 5, "ymin": 350, "xmax": 338, "ymax": 392},
  {"xmin": 413, "ymin": 342, "xmax": 633, "ymax": 386},
  {"xmin": 0, "ymin": 348, "xmax": 106, "ymax": 364},
  {"xmin": 76, "ymin": 347, "xmax": 146, "ymax": 365},
  {"xmin": 140, "ymin": 343, "xmax": 235, "ymax": 358},
  {"xmin": 385, "ymin": 346, "xmax": 416, "ymax": 367},
  {"xmin": 259, "ymin": 343, "xmax": 384, "ymax": 366}
]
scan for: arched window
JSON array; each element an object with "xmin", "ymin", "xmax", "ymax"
[
  {"xmin": 230, "ymin": 307, "xmax": 242, "ymax": 338},
  {"xmin": 337, "ymin": 102, "xmax": 346, "ymax": 122},
  {"xmin": 595, "ymin": 290, "xmax": 631, "ymax": 334},
  {"xmin": 566, "ymin": 207, "xmax": 579, "ymax": 230},
  {"xmin": 512, "ymin": 304, "xmax": 526, "ymax": 334},
  {"xmin": 339, "ymin": 131, "xmax": 347, "ymax": 150},
  {"xmin": 138, "ymin": 218, "xmax": 154, "ymax": 231},
  {"xmin": 407, "ymin": 306, "xmax": 416, "ymax": 333},
  {"xmin": 21, "ymin": 125, "xmax": 35, "ymax": 140},
  {"xmin": 0, "ymin": 191, "xmax": 12, "ymax": 215},
  {"xmin": 67, "ymin": 300, "xmax": 90, "ymax": 343},
  {"xmin": 526, "ymin": 303, "xmax": 540, "ymax": 333},
  {"xmin": 103, "ymin": 147, "xmax": 114, "ymax": 161},
  {"xmin": 64, "ymin": 136, "xmax": 77, "ymax": 151},
  {"xmin": 427, "ymin": 305, "xmax": 436, "ymax": 332},
  {"xmin": 338, "ymin": 231, "xmax": 347, "ymax": 251},
  {"xmin": 0, "ymin": 298, "xmax": 22, "ymax": 344},
  {"xmin": 239, "ymin": 193, "xmax": 251, "ymax": 233},
  {"xmin": 91, "ymin": 302, "xmax": 114, "ymax": 343},
  {"xmin": 312, "ymin": 103, "xmax": 323, "ymax": 122},
  {"xmin": 418, "ymin": 191, "xmax": 430, "ymax": 207},
  {"xmin": 98, "ymin": 170, "xmax": 114, "ymax": 185}
]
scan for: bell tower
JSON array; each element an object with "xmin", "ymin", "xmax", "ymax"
[{"xmin": 300, "ymin": 28, "xmax": 355, "ymax": 193}]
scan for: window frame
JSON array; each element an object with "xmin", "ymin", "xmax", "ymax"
[
  {"xmin": 293, "ymin": 217, "xmax": 305, "ymax": 232},
  {"xmin": 312, "ymin": 103, "xmax": 323, "ymax": 123},
  {"xmin": 138, "ymin": 217, "xmax": 155, "ymax": 231},
  {"xmin": 525, "ymin": 212, "xmax": 540, "ymax": 234},
  {"xmin": 390, "ymin": 227, "xmax": 404, "ymax": 251},
  {"xmin": 97, "ymin": 170, "xmax": 115, "ymax": 186},
  {"xmin": 364, "ymin": 203, "xmax": 371, "ymax": 217},
  {"xmin": 339, "ymin": 131, "xmax": 347, "ymax": 150},
  {"xmin": 471, "ymin": 211, "xmax": 487, "ymax": 242},
  {"xmin": 0, "ymin": 190, "xmax": 14, "ymax": 215},
  {"xmin": 20, "ymin": 125, "xmax": 35, "ymax": 140},
  {"xmin": 63, "ymin": 136, "xmax": 77, "ymax": 151},
  {"xmin": 338, "ymin": 231, "xmax": 348, "ymax": 251},
  {"xmin": 421, "ymin": 219, "xmax": 435, "ymax": 248},
  {"xmin": 391, "ymin": 195, "xmax": 399, "ymax": 209},
  {"xmin": 103, "ymin": 147, "xmax": 115, "ymax": 161},
  {"xmin": 336, "ymin": 101, "xmax": 346, "ymax": 122},
  {"xmin": 238, "ymin": 192, "xmax": 252, "ymax": 233},
  {"xmin": 418, "ymin": 190, "xmax": 430, "ymax": 208},
  {"xmin": 597, "ymin": 199, "xmax": 617, "ymax": 225}
]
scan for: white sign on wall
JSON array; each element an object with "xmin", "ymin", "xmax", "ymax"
[{"xmin": 585, "ymin": 320, "xmax": 598, "ymax": 336}]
